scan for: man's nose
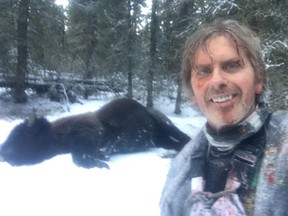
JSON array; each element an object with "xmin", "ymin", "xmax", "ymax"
[{"xmin": 210, "ymin": 69, "xmax": 228, "ymax": 88}]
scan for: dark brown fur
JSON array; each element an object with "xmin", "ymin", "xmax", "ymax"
[{"xmin": 0, "ymin": 98, "xmax": 191, "ymax": 169}]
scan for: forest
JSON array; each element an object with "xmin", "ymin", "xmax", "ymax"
[{"xmin": 0, "ymin": 0, "xmax": 288, "ymax": 112}]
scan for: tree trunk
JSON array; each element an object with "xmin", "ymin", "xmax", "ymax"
[
  {"xmin": 174, "ymin": 74, "xmax": 182, "ymax": 114},
  {"xmin": 146, "ymin": 0, "xmax": 158, "ymax": 108},
  {"xmin": 84, "ymin": 10, "xmax": 97, "ymax": 99},
  {"xmin": 127, "ymin": 0, "xmax": 133, "ymax": 99},
  {"xmin": 14, "ymin": 0, "xmax": 30, "ymax": 103},
  {"xmin": 174, "ymin": 0, "xmax": 191, "ymax": 113}
]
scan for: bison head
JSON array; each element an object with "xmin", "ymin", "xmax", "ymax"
[{"xmin": 0, "ymin": 116, "xmax": 54, "ymax": 166}]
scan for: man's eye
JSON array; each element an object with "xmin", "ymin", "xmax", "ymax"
[
  {"xmin": 195, "ymin": 67, "xmax": 211, "ymax": 77},
  {"xmin": 223, "ymin": 61, "xmax": 241, "ymax": 71}
]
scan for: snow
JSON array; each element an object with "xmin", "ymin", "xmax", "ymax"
[{"xmin": 0, "ymin": 97, "xmax": 205, "ymax": 216}]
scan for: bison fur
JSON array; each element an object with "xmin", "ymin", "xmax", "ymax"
[{"xmin": 0, "ymin": 98, "xmax": 191, "ymax": 169}]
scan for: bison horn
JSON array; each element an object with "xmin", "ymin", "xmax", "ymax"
[{"xmin": 27, "ymin": 108, "xmax": 37, "ymax": 127}]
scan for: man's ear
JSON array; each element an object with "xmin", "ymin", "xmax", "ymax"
[
  {"xmin": 255, "ymin": 73, "xmax": 264, "ymax": 94},
  {"xmin": 255, "ymin": 83, "xmax": 263, "ymax": 94}
]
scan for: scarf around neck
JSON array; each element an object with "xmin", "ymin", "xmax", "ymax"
[{"xmin": 203, "ymin": 108, "xmax": 270, "ymax": 152}]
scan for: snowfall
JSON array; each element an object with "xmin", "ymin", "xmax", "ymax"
[{"xmin": 0, "ymin": 95, "xmax": 205, "ymax": 216}]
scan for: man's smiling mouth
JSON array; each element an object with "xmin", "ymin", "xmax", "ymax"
[{"xmin": 211, "ymin": 95, "xmax": 234, "ymax": 103}]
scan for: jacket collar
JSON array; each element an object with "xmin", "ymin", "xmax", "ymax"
[{"xmin": 203, "ymin": 107, "xmax": 270, "ymax": 152}]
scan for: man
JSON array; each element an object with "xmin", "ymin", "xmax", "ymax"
[{"xmin": 160, "ymin": 19, "xmax": 288, "ymax": 216}]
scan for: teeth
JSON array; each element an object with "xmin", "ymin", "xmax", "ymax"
[{"xmin": 212, "ymin": 95, "xmax": 233, "ymax": 103}]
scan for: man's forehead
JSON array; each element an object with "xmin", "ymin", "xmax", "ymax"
[
  {"xmin": 194, "ymin": 35, "xmax": 243, "ymax": 64},
  {"xmin": 202, "ymin": 35, "xmax": 239, "ymax": 52}
]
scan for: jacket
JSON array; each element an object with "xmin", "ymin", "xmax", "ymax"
[{"xmin": 160, "ymin": 110, "xmax": 288, "ymax": 216}]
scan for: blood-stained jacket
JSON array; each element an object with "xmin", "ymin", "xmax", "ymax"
[{"xmin": 160, "ymin": 110, "xmax": 288, "ymax": 216}]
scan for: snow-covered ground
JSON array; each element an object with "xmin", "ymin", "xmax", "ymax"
[{"xmin": 0, "ymin": 97, "xmax": 205, "ymax": 216}]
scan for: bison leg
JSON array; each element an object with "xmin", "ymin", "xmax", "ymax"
[
  {"xmin": 70, "ymin": 135, "xmax": 110, "ymax": 169},
  {"xmin": 72, "ymin": 152, "xmax": 110, "ymax": 169}
]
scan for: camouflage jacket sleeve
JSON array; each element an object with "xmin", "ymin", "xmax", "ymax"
[{"xmin": 254, "ymin": 110, "xmax": 288, "ymax": 216}]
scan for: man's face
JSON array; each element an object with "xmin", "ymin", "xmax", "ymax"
[{"xmin": 191, "ymin": 35, "xmax": 263, "ymax": 131}]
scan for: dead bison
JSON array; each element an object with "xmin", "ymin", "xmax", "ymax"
[{"xmin": 0, "ymin": 98, "xmax": 190, "ymax": 169}]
